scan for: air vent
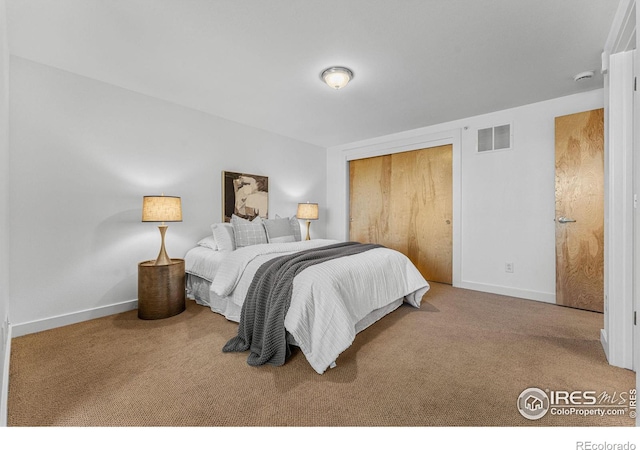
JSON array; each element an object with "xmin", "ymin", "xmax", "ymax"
[{"xmin": 477, "ymin": 124, "xmax": 512, "ymax": 153}]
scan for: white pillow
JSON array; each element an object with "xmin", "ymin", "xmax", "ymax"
[
  {"xmin": 211, "ymin": 223, "xmax": 236, "ymax": 252},
  {"xmin": 197, "ymin": 234, "xmax": 217, "ymax": 250},
  {"xmin": 231, "ymin": 215, "xmax": 268, "ymax": 248}
]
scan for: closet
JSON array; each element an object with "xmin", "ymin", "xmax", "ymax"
[{"xmin": 349, "ymin": 145, "xmax": 453, "ymax": 284}]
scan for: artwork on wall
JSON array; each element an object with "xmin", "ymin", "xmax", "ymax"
[{"xmin": 222, "ymin": 171, "xmax": 269, "ymax": 222}]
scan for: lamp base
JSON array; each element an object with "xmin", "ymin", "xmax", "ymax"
[
  {"xmin": 305, "ymin": 221, "xmax": 311, "ymax": 241},
  {"xmin": 154, "ymin": 225, "xmax": 172, "ymax": 265}
]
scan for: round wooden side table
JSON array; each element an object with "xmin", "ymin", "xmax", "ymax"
[{"xmin": 138, "ymin": 258, "xmax": 186, "ymax": 320}]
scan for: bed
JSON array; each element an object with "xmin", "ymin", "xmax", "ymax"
[{"xmin": 184, "ymin": 216, "xmax": 430, "ymax": 374}]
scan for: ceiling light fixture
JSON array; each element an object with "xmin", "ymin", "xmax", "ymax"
[{"xmin": 321, "ymin": 66, "xmax": 354, "ymax": 90}]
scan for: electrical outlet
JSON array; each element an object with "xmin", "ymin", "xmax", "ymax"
[{"xmin": 505, "ymin": 262, "xmax": 514, "ymax": 273}]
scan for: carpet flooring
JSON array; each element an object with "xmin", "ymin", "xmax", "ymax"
[{"xmin": 7, "ymin": 283, "xmax": 635, "ymax": 427}]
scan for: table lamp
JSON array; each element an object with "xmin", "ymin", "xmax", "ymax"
[
  {"xmin": 142, "ymin": 194, "xmax": 182, "ymax": 265},
  {"xmin": 297, "ymin": 202, "xmax": 318, "ymax": 240}
]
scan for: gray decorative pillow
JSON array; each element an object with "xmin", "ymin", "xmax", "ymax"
[
  {"xmin": 263, "ymin": 217, "xmax": 295, "ymax": 243},
  {"xmin": 231, "ymin": 215, "xmax": 268, "ymax": 248},
  {"xmin": 290, "ymin": 216, "xmax": 302, "ymax": 241},
  {"xmin": 271, "ymin": 235, "xmax": 295, "ymax": 243},
  {"xmin": 211, "ymin": 223, "xmax": 236, "ymax": 252},
  {"xmin": 276, "ymin": 214, "xmax": 302, "ymax": 241}
]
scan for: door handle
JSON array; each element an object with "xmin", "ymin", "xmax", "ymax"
[{"xmin": 557, "ymin": 217, "xmax": 576, "ymax": 223}]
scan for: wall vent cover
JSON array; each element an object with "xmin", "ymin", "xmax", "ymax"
[{"xmin": 477, "ymin": 124, "xmax": 512, "ymax": 153}]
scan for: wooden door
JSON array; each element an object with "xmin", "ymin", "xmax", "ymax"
[
  {"xmin": 555, "ymin": 109, "xmax": 604, "ymax": 312},
  {"xmin": 349, "ymin": 145, "xmax": 453, "ymax": 284}
]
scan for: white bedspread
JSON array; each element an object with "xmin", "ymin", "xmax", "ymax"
[
  {"xmin": 208, "ymin": 239, "xmax": 430, "ymax": 374},
  {"xmin": 184, "ymin": 246, "xmax": 226, "ymax": 282},
  {"xmin": 211, "ymin": 239, "xmax": 340, "ymax": 297}
]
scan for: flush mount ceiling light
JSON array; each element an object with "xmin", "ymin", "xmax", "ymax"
[{"xmin": 320, "ymin": 66, "xmax": 354, "ymax": 90}]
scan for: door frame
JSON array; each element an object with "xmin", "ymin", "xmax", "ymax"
[
  {"xmin": 604, "ymin": 51, "xmax": 634, "ymax": 370},
  {"xmin": 341, "ymin": 128, "xmax": 462, "ymax": 287},
  {"xmin": 602, "ymin": 0, "xmax": 636, "ymax": 372}
]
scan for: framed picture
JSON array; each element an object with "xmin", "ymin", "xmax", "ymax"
[{"xmin": 222, "ymin": 171, "xmax": 269, "ymax": 222}]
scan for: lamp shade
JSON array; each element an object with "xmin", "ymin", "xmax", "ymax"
[
  {"xmin": 297, "ymin": 202, "xmax": 319, "ymax": 220},
  {"xmin": 142, "ymin": 196, "xmax": 182, "ymax": 222}
]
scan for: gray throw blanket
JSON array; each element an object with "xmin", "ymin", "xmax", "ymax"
[{"xmin": 222, "ymin": 241, "xmax": 382, "ymax": 367}]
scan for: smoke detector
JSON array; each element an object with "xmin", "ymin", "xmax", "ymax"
[{"xmin": 574, "ymin": 71, "xmax": 594, "ymax": 82}]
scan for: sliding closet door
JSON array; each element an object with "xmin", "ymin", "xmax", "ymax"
[
  {"xmin": 349, "ymin": 145, "xmax": 453, "ymax": 284},
  {"xmin": 349, "ymin": 154, "xmax": 391, "ymax": 245}
]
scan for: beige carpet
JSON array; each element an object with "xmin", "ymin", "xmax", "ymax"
[{"xmin": 7, "ymin": 283, "xmax": 635, "ymax": 427}]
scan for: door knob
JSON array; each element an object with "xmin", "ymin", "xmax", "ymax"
[{"xmin": 557, "ymin": 217, "xmax": 576, "ymax": 223}]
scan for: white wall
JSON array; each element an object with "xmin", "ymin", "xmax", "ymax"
[
  {"xmin": 0, "ymin": 0, "xmax": 11, "ymax": 427},
  {"xmin": 5, "ymin": 54, "xmax": 607, "ymax": 329},
  {"xmin": 9, "ymin": 57, "xmax": 326, "ymax": 331},
  {"xmin": 327, "ymin": 89, "xmax": 604, "ymax": 303}
]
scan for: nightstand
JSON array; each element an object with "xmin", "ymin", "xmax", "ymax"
[{"xmin": 138, "ymin": 258, "xmax": 186, "ymax": 320}]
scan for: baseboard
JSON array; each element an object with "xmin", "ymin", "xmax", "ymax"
[
  {"xmin": 1, "ymin": 322, "xmax": 11, "ymax": 427},
  {"xmin": 455, "ymin": 281, "xmax": 556, "ymax": 304},
  {"xmin": 11, "ymin": 299, "xmax": 138, "ymax": 338}
]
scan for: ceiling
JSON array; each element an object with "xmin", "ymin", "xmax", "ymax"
[{"xmin": 5, "ymin": 0, "xmax": 620, "ymax": 148}]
